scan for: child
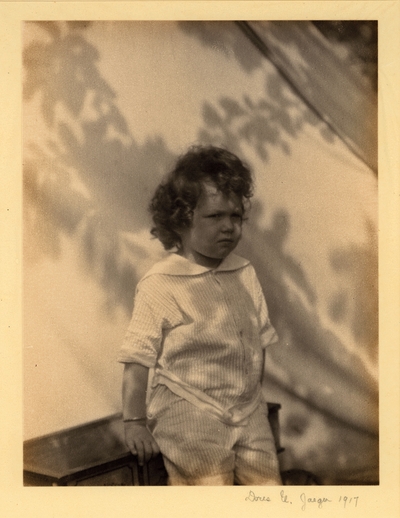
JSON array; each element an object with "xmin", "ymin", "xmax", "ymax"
[{"xmin": 118, "ymin": 145, "xmax": 281, "ymax": 485}]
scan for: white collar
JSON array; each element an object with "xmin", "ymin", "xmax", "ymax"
[{"xmin": 142, "ymin": 253, "xmax": 250, "ymax": 279}]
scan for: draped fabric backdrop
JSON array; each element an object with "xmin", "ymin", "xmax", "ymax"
[{"xmin": 23, "ymin": 21, "xmax": 378, "ymax": 485}]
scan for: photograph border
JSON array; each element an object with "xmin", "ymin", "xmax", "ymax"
[{"xmin": 1, "ymin": 2, "xmax": 399, "ymax": 517}]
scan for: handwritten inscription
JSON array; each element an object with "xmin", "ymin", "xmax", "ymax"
[
  {"xmin": 280, "ymin": 490, "xmax": 292, "ymax": 504},
  {"xmin": 339, "ymin": 496, "xmax": 359, "ymax": 508},
  {"xmin": 300, "ymin": 492, "xmax": 332, "ymax": 511},
  {"xmin": 245, "ymin": 490, "xmax": 271, "ymax": 502},
  {"xmin": 245, "ymin": 490, "xmax": 359, "ymax": 510}
]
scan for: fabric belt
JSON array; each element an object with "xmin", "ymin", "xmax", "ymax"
[{"xmin": 152, "ymin": 368, "xmax": 263, "ymax": 426}]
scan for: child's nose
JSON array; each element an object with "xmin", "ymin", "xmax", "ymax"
[{"xmin": 221, "ymin": 217, "xmax": 234, "ymax": 232}]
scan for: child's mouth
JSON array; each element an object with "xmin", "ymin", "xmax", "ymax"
[{"xmin": 217, "ymin": 239, "xmax": 236, "ymax": 248}]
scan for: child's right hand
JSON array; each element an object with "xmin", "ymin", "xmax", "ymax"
[{"xmin": 124, "ymin": 421, "xmax": 160, "ymax": 466}]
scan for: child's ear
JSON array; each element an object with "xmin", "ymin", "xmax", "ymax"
[{"xmin": 183, "ymin": 210, "xmax": 194, "ymax": 228}]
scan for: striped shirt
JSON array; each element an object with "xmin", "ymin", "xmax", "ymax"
[{"xmin": 118, "ymin": 253, "xmax": 278, "ymax": 425}]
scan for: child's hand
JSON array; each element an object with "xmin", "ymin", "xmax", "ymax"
[{"xmin": 124, "ymin": 421, "xmax": 160, "ymax": 466}]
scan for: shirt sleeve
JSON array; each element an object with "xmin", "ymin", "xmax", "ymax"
[
  {"xmin": 117, "ymin": 276, "xmax": 182, "ymax": 366},
  {"xmin": 252, "ymin": 267, "xmax": 279, "ymax": 349}
]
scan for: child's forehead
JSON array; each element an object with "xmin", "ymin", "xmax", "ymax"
[
  {"xmin": 202, "ymin": 182, "xmax": 222, "ymax": 198},
  {"xmin": 198, "ymin": 182, "xmax": 241, "ymax": 208}
]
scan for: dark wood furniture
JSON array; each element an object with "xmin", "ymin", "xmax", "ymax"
[{"xmin": 23, "ymin": 403, "xmax": 283, "ymax": 486}]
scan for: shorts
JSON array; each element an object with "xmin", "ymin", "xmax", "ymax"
[{"xmin": 147, "ymin": 385, "xmax": 282, "ymax": 486}]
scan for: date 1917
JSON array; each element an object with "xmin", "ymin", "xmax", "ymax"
[{"xmin": 339, "ymin": 496, "xmax": 359, "ymax": 508}]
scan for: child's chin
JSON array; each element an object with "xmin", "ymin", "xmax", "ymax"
[
  {"xmin": 216, "ymin": 250, "xmax": 234, "ymax": 261},
  {"xmin": 219, "ymin": 244, "xmax": 236, "ymax": 256}
]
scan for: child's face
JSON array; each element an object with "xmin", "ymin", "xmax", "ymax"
[{"xmin": 179, "ymin": 182, "xmax": 244, "ymax": 268}]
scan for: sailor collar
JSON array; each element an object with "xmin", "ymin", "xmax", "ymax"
[{"xmin": 141, "ymin": 253, "xmax": 250, "ymax": 279}]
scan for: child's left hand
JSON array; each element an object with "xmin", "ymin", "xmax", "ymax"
[{"xmin": 124, "ymin": 421, "xmax": 160, "ymax": 466}]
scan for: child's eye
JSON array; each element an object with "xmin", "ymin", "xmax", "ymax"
[{"xmin": 206, "ymin": 213, "xmax": 244, "ymax": 222}]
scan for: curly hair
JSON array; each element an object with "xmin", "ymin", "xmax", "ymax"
[{"xmin": 149, "ymin": 145, "xmax": 254, "ymax": 250}]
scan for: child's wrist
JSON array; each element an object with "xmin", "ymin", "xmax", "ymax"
[{"xmin": 123, "ymin": 416, "xmax": 147, "ymax": 423}]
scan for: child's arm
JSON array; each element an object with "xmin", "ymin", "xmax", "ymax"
[
  {"xmin": 261, "ymin": 348, "xmax": 269, "ymax": 384},
  {"xmin": 122, "ymin": 362, "xmax": 160, "ymax": 466}
]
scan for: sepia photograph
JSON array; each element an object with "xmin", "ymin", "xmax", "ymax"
[
  {"xmin": 1, "ymin": 2, "xmax": 399, "ymax": 517},
  {"xmin": 22, "ymin": 18, "xmax": 378, "ymax": 486}
]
